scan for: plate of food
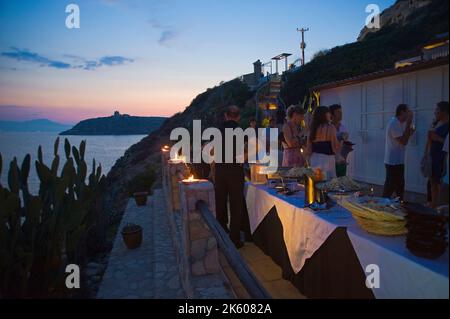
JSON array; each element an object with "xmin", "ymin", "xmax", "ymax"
[
  {"xmin": 316, "ymin": 176, "xmax": 364, "ymax": 193},
  {"xmin": 280, "ymin": 167, "xmax": 316, "ymax": 179}
]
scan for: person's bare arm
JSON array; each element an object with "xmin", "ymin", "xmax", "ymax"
[
  {"xmin": 395, "ymin": 129, "xmax": 413, "ymax": 146},
  {"xmin": 329, "ymin": 125, "xmax": 341, "ymax": 154},
  {"xmin": 283, "ymin": 123, "xmax": 299, "ymax": 148},
  {"xmin": 395, "ymin": 112, "xmax": 415, "ymax": 146}
]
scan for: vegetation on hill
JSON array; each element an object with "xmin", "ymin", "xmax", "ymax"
[
  {"xmin": 60, "ymin": 114, "xmax": 167, "ymax": 136},
  {"xmin": 156, "ymin": 79, "xmax": 253, "ymax": 137},
  {"xmin": 281, "ymin": 0, "xmax": 449, "ymax": 105}
]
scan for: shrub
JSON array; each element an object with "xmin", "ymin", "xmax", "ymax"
[{"xmin": 128, "ymin": 167, "xmax": 156, "ymax": 196}]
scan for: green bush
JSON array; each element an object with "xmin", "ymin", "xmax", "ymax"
[{"xmin": 128, "ymin": 167, "xmax": 156, "ymax": 196}]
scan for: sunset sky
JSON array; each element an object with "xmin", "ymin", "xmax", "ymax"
[{"xmin": 0, "ymin": 0, "xmax": 394, "ymax": 124}]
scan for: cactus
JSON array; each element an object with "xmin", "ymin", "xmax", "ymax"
[{"xmin": 0, "ymin": 138, "xmax": 105, "ymax": 298}]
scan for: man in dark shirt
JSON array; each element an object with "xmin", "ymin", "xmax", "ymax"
[{"xmin": 214, "ymin": 105, "xmax": 245, "ymax": 248}]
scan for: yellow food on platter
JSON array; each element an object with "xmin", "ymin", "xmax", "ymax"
[{"xmin": 341, "ymin": 196, "xmax": 407, "ymax": 236}]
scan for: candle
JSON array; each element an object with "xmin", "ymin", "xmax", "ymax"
[
  {"xmin": 161, "ymin": 145, "xmax": 170, "ymax": 152},
  {"xmin": 168, "ymin": 153, "xmax": 186, "ymax": 164},
  {"xmin": 182, "ymin": 175, "xmax": 201, "ymax": 184},
  {"xmin": 301, "ymin": 148, "xmax": 310, "ymax": 167}
]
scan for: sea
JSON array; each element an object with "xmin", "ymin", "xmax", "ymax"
[{"xmin": 0, "ymin": 132, "xmax": 146, "ymax": 194}]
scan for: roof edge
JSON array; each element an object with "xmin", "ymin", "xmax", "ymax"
[{"xmin": 311, "ymin": 57, "xmax": 449, "ymax": 92}]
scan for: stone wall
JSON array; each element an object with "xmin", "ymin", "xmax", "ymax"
[
  {"xmin": 179, "ymin": 182, "xmax": 220, "ymax": 277},
  {"xmin": 161, "ymin": 151, "xmax": 232, "ymax": 298}
]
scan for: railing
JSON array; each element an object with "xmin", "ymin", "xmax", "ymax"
[{"xmin": 196, "ymin": 200, "xmax": 272, "ymax": 299}]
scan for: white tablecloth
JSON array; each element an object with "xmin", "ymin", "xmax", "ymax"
[
  {"xmin": 245, "ymin": 183, "xmax": 449, "ymax": 299},
  {"xmin": 245, "ymin": 184, "xmax": 337, "ymax": 274}
]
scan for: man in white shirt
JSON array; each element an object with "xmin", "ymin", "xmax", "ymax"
[{"xmin": 383, "ymin": 104, "xmax": 415, "ymax": 200}]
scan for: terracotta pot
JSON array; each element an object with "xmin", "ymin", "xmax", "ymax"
[
  {"xmin": 133, "ymin": 192, "xmax": 148, "ymax": 206},
  {"xmin": 121, "ymin": 225, "xmax": 143, "ymax": 249}
]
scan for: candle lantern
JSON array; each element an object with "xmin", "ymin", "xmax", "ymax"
[
  {"xmin": 250, "ymin": 163, "xmax": 268, "ymax": 185},
  {"xmin": 181, "ymin": 175, "xmax": 204, "ymax": 185}
]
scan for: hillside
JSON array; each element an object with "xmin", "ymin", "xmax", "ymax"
[
  {"xmin": 358, "ymin": 0, "xmax": 432, "ymax": 41},
  {"xmin": 102, "ymin": 80, "xmax": 253, "ymax": 223},
  {"xmin": 282, "ymin": 0, "xmax": 449, "ymax": 105},
  {"xmin": 0, "ymin": 119, "xmax": 71, "ymax": 132},
  {"xmin": 60, "ymin": 112, "xmax": 167, "ymax": 135},
  {"xmin": 101, "ymin": 0, "xmax": 449, "ymax": 224}
]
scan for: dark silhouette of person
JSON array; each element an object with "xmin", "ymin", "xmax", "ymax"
[{"xmin": 214, "ymin": 105, "xmax": 245, "ymax": 248}]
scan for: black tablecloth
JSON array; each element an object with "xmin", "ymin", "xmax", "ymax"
[{"xmin": 252, "ymin": 205, "xmax": 375, "ymax": 299}]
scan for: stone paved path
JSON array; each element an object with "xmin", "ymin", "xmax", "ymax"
[{"xmin": 97, "ymin": 189, "xmax": 185, "ymax": 299}]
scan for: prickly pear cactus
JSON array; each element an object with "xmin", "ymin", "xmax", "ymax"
[{"xmin": 0, "ymin": 138, "xmax": 105, "ymax": 298}]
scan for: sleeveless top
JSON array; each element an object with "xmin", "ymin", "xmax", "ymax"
[{"xmin": 311, "ymin": 124, "xmax": 335, "ymax": 156}]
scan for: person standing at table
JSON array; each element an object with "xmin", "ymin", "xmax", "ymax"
[
  {"xmin": 383, "ymin": 104, "xmax": 415, "ymax": 201},
  {"xmin": 330, "ymin": 104, "xmax": 350, "ymax": 177},
  {"xmin": 214, "ymin": 105, "xmax": 245, "ymax": 248},
  {"xmin": 307, "ymin": 106, "xmax": 341, "ymax": 179},
  {"xmin": 427, "ymin": 101, "xmax": 449, "ymax": 208},
  {"xmin": 439, "ymin": 133, "xmax": 449, "ymax": 206},
  {"xmin": 282, "ymin": 105, "xmax": 307, "ymax": 167}
]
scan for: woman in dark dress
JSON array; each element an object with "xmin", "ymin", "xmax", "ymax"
[{"xmin": 428, "ymin": 101, "xmax": 449, "ymax": 208}]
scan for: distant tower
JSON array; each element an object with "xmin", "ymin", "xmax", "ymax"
[
  {"xmin": 253, "ymin": 60, "xmax": 263, "ymax": 81},
  {"xmin": 114, "ymin": 111, "xmax": 120, "ymax": 118}
]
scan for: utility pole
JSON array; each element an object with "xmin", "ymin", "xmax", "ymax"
[{"xmin": 296, "ymin": 27, "xmax": 309, "ymax": 66}]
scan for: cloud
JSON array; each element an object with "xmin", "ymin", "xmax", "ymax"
[
  {"xmin": 1, "ymin": 48, "xmax": 134, "ymax": 70},
  {"xmin": 158, "ymin": 30, "xmax": 178, "ymax": 47},
  {"xmin": 148, "ymin": 19, "xmax": 167, "ymax": 30},
  {"xmin": 1, "ymin": 47, "xmax": 71, "ymax": 69},
  {"xmin": 0, "ymin": 66, "xmax": 19, "ymax": 71},
  {"xmin": 99, "ymin": 56, "xmax": 134, "ymax": 66},
  {"xmin": 149, "ymin": 19, "xmax": 179, "ymax": 47}
]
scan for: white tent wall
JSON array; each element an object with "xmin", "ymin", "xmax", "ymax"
[{"xmin": 319, "ymin": 64, "xmax": 449, "ymax": 194}]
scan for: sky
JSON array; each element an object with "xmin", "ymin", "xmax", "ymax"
[{"xmin": 0, "ymin": 0, "xmax": 395, "ymax": 124}]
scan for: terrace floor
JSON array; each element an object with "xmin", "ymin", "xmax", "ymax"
[
  {"xmin": 96, "ymin": 188, "xmax": 306, "ymax": 299},
  {"xmin": 97, "ymin": 190, "xmax": 185, "ymax": 299}
]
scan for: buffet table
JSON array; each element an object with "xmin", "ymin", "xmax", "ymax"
[{"xmin": 245, "ymin": 183, "xmax": 449, "ymax": 299}]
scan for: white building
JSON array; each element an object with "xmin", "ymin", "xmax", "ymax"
[{"xmin": 315, "ymin": 57, "xmax": 449, "ymax": 194}]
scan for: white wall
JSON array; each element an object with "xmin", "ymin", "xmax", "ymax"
[{"xmin": 320, "ymin": 64, "xmax": 449, "ymax": 194}]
